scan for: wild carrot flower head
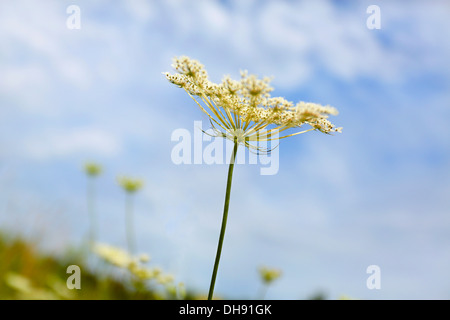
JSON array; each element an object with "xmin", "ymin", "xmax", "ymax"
[
  {"xmin": 84, "ymin": 162, "xmax": 102, "ymax": 177},
  {"xmin": 117, "ymin": 176, "xmax": 144, "ymax": 194},
  {"xmin": 165, "ymin": 56, "xmax": 341, "ymax": 152}
]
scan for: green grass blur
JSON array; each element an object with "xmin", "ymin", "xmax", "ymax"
[{"xmin": 0, "ymin": 231, "xmax": 195, "ymax": 300}]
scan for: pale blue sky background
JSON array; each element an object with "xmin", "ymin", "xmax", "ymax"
[{"xmin": 1, "ymin": 0, "xmax": 450, "ymax": 299}]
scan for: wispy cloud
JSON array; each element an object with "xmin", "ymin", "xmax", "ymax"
[{"xmin": 22, "ymin": 127, "xmax": 121, "ymax": 160}]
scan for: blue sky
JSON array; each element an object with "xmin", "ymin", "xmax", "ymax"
[{"xmin": 1, "ymin": 0, "xmax": 450, "ymax": 299}]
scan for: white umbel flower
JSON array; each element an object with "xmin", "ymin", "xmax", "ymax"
[{"xmin": 165, "ymin": 56, "xmax": 341, "ymax": 152}]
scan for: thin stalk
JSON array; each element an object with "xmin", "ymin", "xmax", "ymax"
[
  {"xmin": 258, "ymin": 283, "xmax": 269, "ymax": 300},
  {"xmin": 125, "ymin": 193, "xmax": 136, "ymax": 254},
  {"xmin": 208, "ymin": 139, "xmax": 239, "ymax": 300},
  {"xmin": 87, "ymin": 177, "xmax": 96, "ymax": 250}
]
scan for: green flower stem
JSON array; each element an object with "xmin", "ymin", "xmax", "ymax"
[
  {"xmin": 258, "ymin": 283, "xmax": 269, "ymax": 300},
  {"xmin": 87, "ymin": 177, "xmax": 96, "ymax": 249},
  {"xmin": 126, "ymin": 193, "xmax": 136, "ymax": 254},
  {"xmin": 208, "ymin": 139, "xmax": 239, "ymax": 300}
]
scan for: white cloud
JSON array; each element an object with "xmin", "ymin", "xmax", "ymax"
[
  {"xmin": 22, "ymin": 127, "xmax": 121, "ymax": 159},
  {"xmin": 158, "ymin": 0, "xmax": 450, "ymax": 88},
  {"xmin": 2, "ymin": 0, "xmax": 449, "ymax": 104},
  {"xmin": 124, "ymin": 0, "xmax": 155, "ymax": 23}
]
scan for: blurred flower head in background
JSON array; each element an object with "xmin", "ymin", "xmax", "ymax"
[
  {"xmin": 258, "ymin": 266, "xmax": 282, "ymax": 285},
  {"xmin": 84, "ymin": 162, "xmax": 102, "ymax": 177},
  {"xmin": 117, "ymin": 176, "xmax": 144, "ymax": 194}
]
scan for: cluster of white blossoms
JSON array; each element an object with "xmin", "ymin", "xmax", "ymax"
[
  {"xmin": 165, "ymin": 56, "xmax": 341, "ymax": 150},
  {"xmin": 93, "ymin": 243, "xmax": 173, "ymax": 284}
]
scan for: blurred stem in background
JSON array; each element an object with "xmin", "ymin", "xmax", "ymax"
[
  {"xmin": 84, "ymin": 162, "xmax": 102, "ymax": 251},
  {"xmin": 125, "ymin": 192, "xmax": 135, "ymax": 255},
  {"xmin": 208, "ymin": 139, "xmax": 238, "ymax": 300},
  {"xmin": 118, "ymin": 176, "xmax": 144, "ymax": 255}
]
